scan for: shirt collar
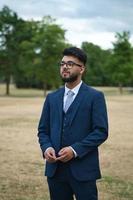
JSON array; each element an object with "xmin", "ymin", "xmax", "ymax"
[{"xmin": 64, "ymin": 81, "xmax": 82, "ymax": 96}]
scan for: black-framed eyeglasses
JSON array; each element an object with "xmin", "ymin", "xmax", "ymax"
[{"xmin": 60, "ymin": 61, "xmax": 82, "ymax": 69}]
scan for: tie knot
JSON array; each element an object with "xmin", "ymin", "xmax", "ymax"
[{"xmin": 67, "ymin": 90, "xmax": 74, "ymax": 96}]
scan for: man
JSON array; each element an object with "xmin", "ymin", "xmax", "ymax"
[{"xmin": 38, "ymin": 47, "xmax": 108, "ymax": 200}]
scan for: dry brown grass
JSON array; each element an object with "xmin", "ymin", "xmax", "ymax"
[
  {"xmin": 99, "ymin": 95, "xmax": 133, "ymax": 200},
  {"xmin": 0, "ymin": 88, "xmax": 133, "ymax": 200}
]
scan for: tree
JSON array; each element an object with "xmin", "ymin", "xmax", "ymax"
[
  {"xmin": 13, "ymin": 20, "xmax": 39, "ymax": 89},
  {"xmin": 81, "ymin": 42, "xmax": 112, "ymax": 86},
  {"xmin": 111, "ymin": 31, "xmax": 133, "ymax": 93},
  {"xmin": 0, "ymin": 6, "xmax": 67, "ymax": 96},
  {"xmin": 0, "ymin": 6, "xmax": 24, "ymax": 95},
  {"xmin": 33, "ymin": 16, "xmax": 66, "ymax": 95}
]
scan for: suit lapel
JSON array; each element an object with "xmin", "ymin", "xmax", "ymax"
[
  {"xmin": 54, "ymin": 83, "xmax": 87, "ymax": 127},
  {"xmin": 56, "ymin": 87, "xmax": 65, "ymax": 130},
  {"xmin": 68, "ymin": 83, "xmax": 87, "ymax": 126}
]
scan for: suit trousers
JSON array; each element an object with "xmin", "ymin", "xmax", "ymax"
[{"xmin": 47, "ymin": 162, "xmax": 98, "ymax": 200}]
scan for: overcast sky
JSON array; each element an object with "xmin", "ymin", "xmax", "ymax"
[{"xmin": 0, "ymin": 0, "xmax": 133, "ymax": 49}]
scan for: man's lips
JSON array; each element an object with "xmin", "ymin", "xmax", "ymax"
[{"xmin": 62, "ymin": 72, "xmax": 70, "ymax": 76}]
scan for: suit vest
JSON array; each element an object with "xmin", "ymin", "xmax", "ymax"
[{"xmin": 60, "ymin": 110, "xmax": 72, "ymax": 148}]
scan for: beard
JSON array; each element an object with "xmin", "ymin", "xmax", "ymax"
[{"xmin": 61, "ymin": 73, "xmax": 78, "ymax": 83}]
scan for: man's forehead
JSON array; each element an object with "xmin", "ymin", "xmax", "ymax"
[{"xmin": 62, "ymin": 55, "xmax": 79, "ymax": 62}]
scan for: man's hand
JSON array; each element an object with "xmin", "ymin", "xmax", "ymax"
[
  {"xmin": 44, "ymin": 147, "xmax": 57, "ymax": 163},
  {"xmin": 56, "ymin": 146, "xmax": 74, "ymax": 162}
]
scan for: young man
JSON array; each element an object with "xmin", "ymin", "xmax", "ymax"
[{"xmin": 38, "ymin": 47, "xmax": 108, "ymax": 200}]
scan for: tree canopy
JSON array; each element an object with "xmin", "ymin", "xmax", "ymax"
[{"xmin": 111, "ymin": 31, "xmax": 133, "ymax": 92}]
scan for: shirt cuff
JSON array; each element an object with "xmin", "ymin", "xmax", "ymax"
[
  {"xmin": 45, "ymin": 147, "xmax": 53, "ymax": 153},
  {"xmin": 69, "ymin": 146, "xmax": 78, "ymax": 157}
]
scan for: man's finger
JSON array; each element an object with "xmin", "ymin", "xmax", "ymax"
[{"xmin": 56, "ymin": 155, "xmax": 66, "ymax": 161}]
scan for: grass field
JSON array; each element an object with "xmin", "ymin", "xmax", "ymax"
[{"xmin": 0, "ymin": 85, "xmax": 133, "ymax": 200}]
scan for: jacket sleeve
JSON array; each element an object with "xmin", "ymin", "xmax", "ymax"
[
  {"xmin": 37, "ymin": 94, "xmax": 52, "ymax": 154},
  {"xmin": 71, "ymin": 91, "xmax": 108, "ymax": 158}
]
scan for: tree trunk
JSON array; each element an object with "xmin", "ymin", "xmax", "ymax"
[
  {"xmin": 119, "ymin": 83, "xmax": 123, "ymax": 94},
  {"xmin": 5, "ymin": 76, "xmax": 10, "ymax": 96}
]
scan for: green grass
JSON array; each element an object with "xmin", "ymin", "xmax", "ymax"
[
  {"xmin": 0, "ymin": 175, "xmax": 49, "ymax": 200},
  {"xmin": 99, "ymin": 176, "xmax": 133, "ymax": 199},
  {"xmin": 1, "ymin": 174, "xmax": 132, "ymax": 200}
]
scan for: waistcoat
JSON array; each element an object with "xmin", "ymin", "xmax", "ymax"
[{"xmin": 60, "ymin": 110, "xmax": 72, "ymax": 147}]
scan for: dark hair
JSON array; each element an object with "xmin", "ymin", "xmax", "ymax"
[{"xmin": 63, "ymin": 47, "xmax": 87, "ymax": 65}]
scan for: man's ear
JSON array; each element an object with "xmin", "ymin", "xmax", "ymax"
[{"xmin": 80, "ymin": 66, "xmax": 85, "ymax": 74}]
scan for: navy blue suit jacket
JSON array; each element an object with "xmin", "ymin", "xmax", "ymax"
[{"xmin": 38, "ymin": 82, "xmax": 108, "ymax": 181}]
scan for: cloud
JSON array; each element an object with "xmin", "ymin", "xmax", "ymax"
[
  {"xmin": 57, "ymin": 18, "xmax": 115, "ymax": 49},
  {"xmin": 0, "ymin": 0, "xmax": 133, "ymax": 49}
]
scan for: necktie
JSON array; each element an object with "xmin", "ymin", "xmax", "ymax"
[{"xmin": 64, "ymin": 90, "xmax": 74, "ymax": 113}]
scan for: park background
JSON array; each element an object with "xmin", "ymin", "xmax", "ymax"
[{"xmin": 0, "ymin": 1, "xmax": 133, "ymax": 199}]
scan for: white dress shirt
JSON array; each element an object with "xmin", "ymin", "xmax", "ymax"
[{"xmin": 63, "ymin": 81, "xmax": 82, "ymax": 110}]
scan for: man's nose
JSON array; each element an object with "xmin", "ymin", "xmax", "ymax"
[{"xmin": 63, "ymin": 64, "xmax": 68, "ymax": 69}]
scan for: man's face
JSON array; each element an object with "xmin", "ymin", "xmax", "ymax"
[{"xmin": 60, "ymin": 55, "xmax": 85, "ymax": 83}]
